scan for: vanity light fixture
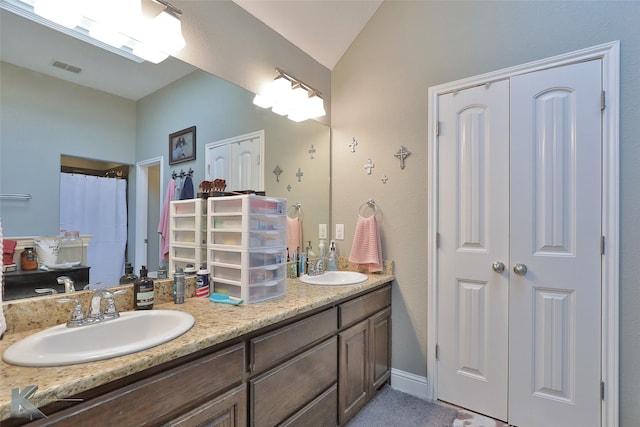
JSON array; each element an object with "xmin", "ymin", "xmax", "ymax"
[
  {"xmin": 3, "ymin": 0, "xmax": 186, "ymax": 64},
  {"xmin": 253, "ymin": 68, "xmax": 326, "ymax": 122}
]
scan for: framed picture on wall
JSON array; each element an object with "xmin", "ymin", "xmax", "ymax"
[{"xmin": 169, "ymin": 126, "xmax": 196, "ymax": 165}]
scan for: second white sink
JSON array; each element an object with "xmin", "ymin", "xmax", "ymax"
[
  {"xmin": 3, "ymin": 310, "xmax": 195, "ymax": 367},
  {"xmin": 300, "ymin": 271, "xmax": 368, "ymax": 286}
]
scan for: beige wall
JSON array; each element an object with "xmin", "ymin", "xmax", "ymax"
[{"xmin": 331, "ymin": 1, "xmax": 639, "ymax": 424}]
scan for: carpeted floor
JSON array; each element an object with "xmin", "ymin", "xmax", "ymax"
[{"xmin": 346, "ymin": 385, "xmax": 459, "ymax": 427}]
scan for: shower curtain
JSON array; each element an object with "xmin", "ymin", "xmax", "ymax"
[{"xmin": 60, "ymin": 173, "xmax": 127, "ymax": 287}]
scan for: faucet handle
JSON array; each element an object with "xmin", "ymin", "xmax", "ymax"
[
  {"xmin": 35, "ymin": 288, "xmax": 58, "ymax": 295},
  {"xmin": 103, "ymin": 289, "xmax": 127, "ymax": 318},
  {"xmin": 57, "ymin": 298, "xmax": 85, "ymax": 327}
]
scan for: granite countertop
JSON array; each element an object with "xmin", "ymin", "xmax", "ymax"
[{"xmin": 0, "ymin": 272, "xmax": 394, "ymax": 421}]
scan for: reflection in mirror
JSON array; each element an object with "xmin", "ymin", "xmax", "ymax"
[{"xmin": 0, "ymin": 9, "xmax": 330, "ymax": 300}]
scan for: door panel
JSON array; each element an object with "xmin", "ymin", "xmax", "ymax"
[
  {"xmin": 437, "ymin": 80, "xmax": 510, "ymax": 421},
  {"xmin": 509, "ymin": 59, "xmax": 602, "ymax": 427}
]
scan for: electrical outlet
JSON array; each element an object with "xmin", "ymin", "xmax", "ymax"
[
  {"xmin": 319, "ymin": 224, "xmax": 327, "ymax": 239},
  {"xmin": 336, "ymin": 224, "xmax": 345, "ymax": 240}
]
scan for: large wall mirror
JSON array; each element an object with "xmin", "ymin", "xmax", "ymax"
[{"xmin": 0, "ymin": 8, "xmax": 330, "ymax": 300}]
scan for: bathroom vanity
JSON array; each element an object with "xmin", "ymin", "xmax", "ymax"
[{"xmin": 0, "ymin": 273, "xmax": 393, "ymax": 426}]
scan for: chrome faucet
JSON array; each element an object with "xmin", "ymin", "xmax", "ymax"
[
  {"xmin": 306, "ymin": 257, "xmax": 326, "ymax": 276},
  {"xmin": 57, "ymin": 288, "xmax": 127, "ymax": 327},
  {"xmin": 57, "ymin": 276, "xmax": 76, "ymax": 293},
  {"xmin": 34, "ymin": 275, "xmax": 77, "ymax": 295},
  {"xmin": 88, "ymin": 289, "xmax": 127, "ymax": 321}
]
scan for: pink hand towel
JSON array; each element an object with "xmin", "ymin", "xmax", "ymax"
[
  {"xmin": 349, "ymin": 215, "xmax": 383, "ymax": 273},
  {"xmin": 158, "ymin": 179, "xmax": 176, "ymax": 261},
  {"xmin": 287, "ymin": 217, "xmax": 302, "ymax": 254}
]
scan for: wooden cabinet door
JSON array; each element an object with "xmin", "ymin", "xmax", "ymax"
[
  {"xmin": 166, "ymin": 384, "xmax": 247, "ymax": 427},
  {"xmin": 338, "ymin": 319, "xmax": 369, "ymax": 425},
  {"xmin": 369, "ymin": 307, "xmax": 391, "ymax": 392}
]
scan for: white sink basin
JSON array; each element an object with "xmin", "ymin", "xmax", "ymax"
[
  {"xmin": 300, "ymin": 271, "xmax": 368, "ymax": 286},
  {"xmin": 3, "ymin": 310, "xmax": 195, "ymax": 367}
]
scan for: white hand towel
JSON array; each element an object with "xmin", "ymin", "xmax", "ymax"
[
  {"xmin": 0, "ymin": 217, "xmax": 7, "ymax": 337},
  {"xmin": 348, "ymin": 215, "xmax": 383, "ymax": 273}
]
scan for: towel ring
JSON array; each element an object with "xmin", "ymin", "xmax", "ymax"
[
  {"xmin": 358, "ymin": 199, "xmax": 377, "ymax": 218},
  {"xmin": 288, "ymin": 203, "xmax": 303, "ymax": 220}
]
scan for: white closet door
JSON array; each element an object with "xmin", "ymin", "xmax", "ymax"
[
  {"xmin": 508, "ymin": 59, "xmax": 602, "ymax": 427},
  {"xmin": 207, "ymin": 145, "xmax": 230, "ymax": 183},
  {"xmin": 436, "ymin": 80, "xmax": 510, "ymax": 421},
  {"xmin": 231, "ymin": 138, "xmax": 262, "ymax": 191},
  {"xmin": 436, "ymin": 59, "xmax": 603, "ymax": 427}
]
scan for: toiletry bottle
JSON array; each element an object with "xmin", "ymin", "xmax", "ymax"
[
  {"xmin": 119, "ymin": 262, "xmax": 138, "ymax": 285},
  {"xmin": 20, "ymin": 247, "xmax": 38, "ymax": 271},
  {"xmin": 174, "ymin": 268, "xmax": 185, "ymax": 304},
  {"xmin": 134, "ymin": 266, "xmax": 154, "ymax": 310},
  {"xmin": 196, "ymin": 265, "xmax": 210, "ymax": 298},
  {"xmin": 318, "ymin": 239, "xmax": 326, "ymax": 258},
  {"xmin": 327, "ymin": 241, "xmax": 338, "ymax": 271}
]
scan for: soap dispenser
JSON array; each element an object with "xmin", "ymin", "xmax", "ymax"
[
  {"xmin": 327, "ymin": 241, "xmax": 338, "ymax": 271},
  {"xmin": 119, "ymin": 262, "xmax": 138, "ymax": 285},
  {"xmin": 134, "ymin": 266, "xmax": 154, "ymax": 310}
]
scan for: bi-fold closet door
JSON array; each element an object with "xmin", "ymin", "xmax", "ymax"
[{"xmin": 436, "ymin": 60, "xmax": 602, "ymax": 427}]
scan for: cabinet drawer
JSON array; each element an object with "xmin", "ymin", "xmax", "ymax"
[
  {"xmin": 250, "ymin": 337, "xmax": 338, "ymax": 427},
  {"xmin": 250, "ymin": 308, "xmax": 338, "ymax": 372},
  {"xmin": 280, "ymin": 384, "xmax": 337, "ymax": 427},
  {"xmin": 166, "ymin": 383, "xmax": 247, "ymax": 427},
  {"xmin": 339, "ymin": 285, "xmax": 391, "ymax": 328},
  {"xmin": 34, "ymin": 344, "xmax": 246, "ymax": 426}
]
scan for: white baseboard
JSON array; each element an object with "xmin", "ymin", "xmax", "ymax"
[{"xmin": 390, "ymin": 368, "xmax": 429, "ymax": 400}]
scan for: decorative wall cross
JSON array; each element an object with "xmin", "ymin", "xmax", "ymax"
[
  {"xmin": 381, "ymin": 175, "xmax": 389, "ymax": 184},
  {"xmin": 349, "ymin": 137, "xmax": 358, "ymax": 153},
  {"xmin": 394, "ymin": 145, "xmax": 412, "ymax": 169},
  {"xmin": 364, "ymin": 158, "xmax": 375, "ymax": 175},
  {"xmin": 308, "ymin": 145, "xmax": 316, "ymax": 159},
  {"xmin": 287, "ymin": 184, "xmax": 292, "ymax": 192},
  {"xmin": 273, "ymin": 165, "xmax": 283, "ymax": 182},
  {"xmin": 296, "ymin": 168, "xmax": 304, "ymax": 182}
]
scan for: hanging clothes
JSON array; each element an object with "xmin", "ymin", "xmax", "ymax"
[
  {"xmin": 181, "ymin": 175, "xmax": 194, "ymax": 200},
  {"xmin": 174, "ymin": 176, "xmax": 183, "ymax": 200},
  {"xmin": 158, "ymin": 178, "xmax": 176, "ymax": 261}
]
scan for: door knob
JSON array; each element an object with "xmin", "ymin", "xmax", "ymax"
[
  {"xmin": 513, "ymin": 264, "xmax": 528, "ymax": 276},
  {"xmin": 492, "ymin": 261, "xmax": 505, "ymax": 273}
]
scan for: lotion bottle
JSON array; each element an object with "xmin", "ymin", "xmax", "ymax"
[
  {"xmin": 318, "ymin": 239, "xmax": 326, "ymax": 258},
  {"xmin": 134, "ymin": 266, "xmax": 154, "ymax": 310}
]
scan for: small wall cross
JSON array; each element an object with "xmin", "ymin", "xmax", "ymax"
[
  {"xmin": 308, "ymin": 145, "xmax": 316, "ymax": 159},
  {"xmin": 394, "ymin": 145, "xmax": 412, "ymax": 169},
  {"xmin": 364, "ymin": 158, "xmax": 375, "ymax": 175},
  {"xmin": 296, "ymin": 168, "xmax": 304, "ymax": 182},
  {"xmin": 349, "ymin": 137, "xmax": 358, "ymax": 153},
  {"xmin": 273, "ymin": 165, "xmax": 283, "ymax": 182}
]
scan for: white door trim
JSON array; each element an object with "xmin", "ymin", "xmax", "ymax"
[
  {"xmin": 426, "ymin": 41, "xmax": 620, "ymax": 426},
  {"xmin": 134, "ymin": 156, "xmax": 164, "ymax": 274}
]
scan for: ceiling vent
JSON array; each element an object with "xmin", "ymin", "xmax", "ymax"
[{"xmin": 51, "ymin": 60, "xmax": 82, "ymax": 74}]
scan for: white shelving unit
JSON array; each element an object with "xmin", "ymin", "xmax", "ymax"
[
  {"xmin": 168, "ymin": 199, "xmax": 207, "ymax": 275},
  {"xmin": 207, "ymin": 194, "xmax": 287, "ymax": 304}
]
